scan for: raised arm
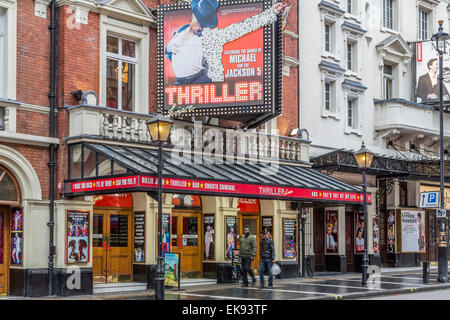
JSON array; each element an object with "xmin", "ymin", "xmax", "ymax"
[{"xmin": 216, "ymin": 4, "xmax": 282, "ymax": 45}]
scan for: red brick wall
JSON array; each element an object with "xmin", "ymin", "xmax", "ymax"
[
  {"xmin": 3, "ymin": 143, "xmax": 50, "ymax": 200},
  {"xmin": 16, "ymin": 0, "xmax": 51, "ymax": 107},
  {"xmin": 277, "ymin": 0, "xmax": 299, "ymax": 137},
  {"xmin": 16, "ymin": 110, "xmax": 50, "ymax": 137}
]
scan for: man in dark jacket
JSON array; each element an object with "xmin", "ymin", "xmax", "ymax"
[
  {"xmin": 259, "ymin": 231, "xmax": 275, "ymax": 289},
  {"xmin": 239, "ymin": 227, "xmax": 257, "ymax": 287}
]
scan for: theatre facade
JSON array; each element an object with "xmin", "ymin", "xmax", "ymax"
[{"xmin": 20, "ymin": 103, "xmax": 368, "ymax": 296}]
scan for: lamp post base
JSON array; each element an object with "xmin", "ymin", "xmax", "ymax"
[
  {"xmin": 155, "ymin": 256, "xmax": 165, "ymax": 300},
  {"xmin": 437, "ymin": 244, "xmax": 448, "ymax": 283}
]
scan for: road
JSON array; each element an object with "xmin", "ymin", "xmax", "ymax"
[
  {"xmin": 115, "ymin": 270, "xmax": 450, "ymax": 300},
  {"xmin": 366, "ymin": 287, "xmax": 450, "ymax": 300}
]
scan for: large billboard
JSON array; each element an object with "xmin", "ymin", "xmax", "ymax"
[
  {"xmin": 157, "ymin": 0, "xmax": 283, "ymax": 128},
  {"xmin": 415, "ymin": 41, "xmax": 450, "ymax": 104}
]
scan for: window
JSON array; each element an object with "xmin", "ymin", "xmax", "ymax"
[
  {"xmin": 383, "ymin": 0, "xmax": 394, "ymax": 30},
  {"xmin": 383, "ymin": 64, "xmax": 394, "ymax": 99},
  {"xmin": 347, "ymin": 99, "xmax": 353, "ymax": 128},
  {"xmin": 347, "ymin": 43, "xmax": 353, "ymax": 70},
  {"xmin": 106, "ymin": 35, "xmax": 137, "ymax": 111},
  {"xmin": 347, "ymin": 0, "xmax": 352, "ymax": 14},
  {"xmin": 418, "ymin": 9, "xmax": 429, "ymax": 40},
  {"xmin": 325, "ymin": 23, "xmax": 331, "ymax": 52},
  {"xmin": 324, "ymin": 80, "xmax": 336, "ymax": 113},
  {"xmin": 325, "ymin": 82, "xmax": 331, "ymax": 111},
  {"xmin": 0, "ymin": 8, "xmax": 4, "ymax": 98},
  {"xmin": 347, "ymin": 98, "xmax": 358, "ymax": 129}
]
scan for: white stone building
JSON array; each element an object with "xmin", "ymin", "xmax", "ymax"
[{"xmin": 298, "ymin": 0, "xmax": 450, "ymax": 272}]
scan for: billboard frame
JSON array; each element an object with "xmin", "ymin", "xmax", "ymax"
[{"xmin": 156, "ymin": 0, "xmax": 283, "ymax": 129}]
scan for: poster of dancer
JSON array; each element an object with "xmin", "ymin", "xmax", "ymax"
[
  {"xmin": 10, "ymin": 208, "xmax": 23, "ymax": 265},
  {"xmin": 225, "ymin": 216, "xmax": 237, "ymax": 260},
  {"xmin": 66, "ymin": 210, "xmax": 90, "ymax": 264},
  {"xmin": 283, "ymin": 218, "xmax": 296, "ymax": 258}
]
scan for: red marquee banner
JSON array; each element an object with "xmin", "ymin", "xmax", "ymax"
[{"xmin": 69, "ymin": 175, "xmax": 372, "ymax": 204}]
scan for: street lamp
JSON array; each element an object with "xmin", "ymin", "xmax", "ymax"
[
  {"xmin": 432, "ymin": 20, "xmax": 450, "ymax": 283},
  {"xmin": 146, "ymin": 110, "xmax": 174, "ymax": 300},
  {"xmin": 354, "ymin": 142, "xmax": 374, "ymax": 286}
]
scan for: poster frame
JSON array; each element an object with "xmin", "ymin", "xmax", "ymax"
[
  {"xmin": 282, "ymin": 217, "xmax": 296, "ymax": 259},
  {"xmin": 65, "ymin": 209, "xmax": 90, "ymax": 265},
  {"xmin": 133, "ymin": 211, "xmax": 146, "ymax": 263},
  {"xmin": 156, "ymin": 0, "xmax": 283, "ymax": 128},
  {"xmin": 324, "ymin": 210, "xmax": 338, "ymax": 255},
  {"xmin": 164, "ymin": 252, "xmax": 181, "ymax": 291},
  {"xmin": 398, "ymin": 209, "xmax": 426, "ymax": 254},
  {"xmin": 203, "ymin": 213, "xmax": 216, "ymax": 261},
  {"xmin": 10, "ymin": 207, "xmax": 23, "ymax": 266},
  {"xmin": 224, "ymin": 215, "xmax": 237, "ymax": 260}
]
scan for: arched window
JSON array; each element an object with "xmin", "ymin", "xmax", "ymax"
[{"xmin": 0, "ymin": 167, "xmax": 21, "ymax": 205}]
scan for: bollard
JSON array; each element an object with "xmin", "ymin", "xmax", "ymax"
[{"xmin": 423, "ymin": 261, "xmax": 430, "ymax": 284}]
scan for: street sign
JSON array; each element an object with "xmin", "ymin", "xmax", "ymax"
[
  {"xmin": 437, "ymin": 209, "xmax": 447, "ymax": 218},
  {"xmin": 419, "ymin": 192, "xmax": 439, "ymax": 208}
]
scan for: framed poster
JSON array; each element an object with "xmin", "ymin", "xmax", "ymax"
[
  {"xmin": 400, "ymin": 210, "xmax": 426, "ymax": 253},
  {"xmin": 134, "ymin": 212, "xmax": 145, "ymax": 263},
  {"xmin": 387, "ymin": 210, "xmax": 396, "ymax": 253},
  {"xmin": 158, "ymin": 0, "xmax": 283, "ymax": 128},
  {"xmin": 203, "ymin": 214, "xmax": 215, "ymax": 260},
  {"xmin": 159, "ymin": 214, "xmax": 171, "ymax": 256},
  {"xmin": 10, "ymin": 208, "xmax": 23, "ymax": 265},
  {"xmin": 66, "ymin": 210, "xmax": 89, "ymax": 264},
  {"xmin": 261, "ymin": 216, "xmax": 273, "ymax": 240},
  {"xmin": 225, "ymin": 216, "xmax": 237, "ymax": 260},
  {"xmin": 355, "ymin": 213, "xmax": 365, "ymax": 254},
  {"xmin": 415, "ymin": 41, "xmax": 450, "ymax": 104},
  {"xmin": 282, "ymin": 218, "xmax": 296, "ymax": 258},
  {"xmin": 373, "ymin": 217, "xmax": 380, "ymax": 254},
  {"xmin": 325, "ymin": 211, "xmax": 338, "ymax": 254},
  {"xmin": 164, "ymin": 252, "xmax": 181, "ymax": 290}
]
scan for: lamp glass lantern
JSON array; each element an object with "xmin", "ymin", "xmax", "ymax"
[
  {"xmin": 146, "ymin": 112, "xmax": 174, "ymax": 143},
  {"xmin": 354, "ymin": 143, "xmax": 374, "ymax": 170},
  {"xmin": 432, "ymin": 20, "xmax": 450, "ymax": 54}
]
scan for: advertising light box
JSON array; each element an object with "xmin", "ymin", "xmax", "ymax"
[{"xmin": 157, "ymin": 0, "xmax": 283, "ymax": 128}]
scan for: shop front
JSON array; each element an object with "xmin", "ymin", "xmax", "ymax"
[{"xmin": 64, "ymin": 142, "xmax": 371, "ymax": 288}]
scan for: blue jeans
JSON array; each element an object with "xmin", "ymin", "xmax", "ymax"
[{"xmin": 259, "ymin": 259, "xmax": 273, "ymax": 286}]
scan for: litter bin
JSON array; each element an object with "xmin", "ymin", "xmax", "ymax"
[{"xmin": 423, "ymin": 261, "xmax": 430, "ymax": 284}]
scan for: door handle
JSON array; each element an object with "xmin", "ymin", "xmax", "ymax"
[{"xmin": 103, "ymin": 241, "xmax": 107, "ymax": 250}]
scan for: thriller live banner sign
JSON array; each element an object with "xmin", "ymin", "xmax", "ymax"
[
  {"xmin": 157, "ymin": 0, "xmax": 283, "ymax": 128},
  {"xmin": 67, "ymin": 175, "xmax": 372, "ymax": 205}
]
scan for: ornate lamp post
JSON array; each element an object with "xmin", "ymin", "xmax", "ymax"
[
  {"xmin": 354, "ymin": 142, "xmax": 374, "ymax": 286},
  {"xmin": 146, "ymin": 111, "xmax": 174, "ymax": 300},
  {"xmin": 432, "ymin": 20, "xmax": 450, "ymax": 283}
]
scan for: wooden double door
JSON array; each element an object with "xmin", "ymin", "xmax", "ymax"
[
  {"xmin": 171, "ymin": 211, "xmax": 202, "ymax": 278},
  {"xmin": 93, "ymin": 209, "xmax": 132, "ymax": 283},
  {"xmin": 0, "ymin": 207, "xmax": 9, "ymax": 295}
]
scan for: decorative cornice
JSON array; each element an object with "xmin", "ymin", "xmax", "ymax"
[{"xmin": 318, "ymin": 1, "xmax": 345, "ymax": 16}]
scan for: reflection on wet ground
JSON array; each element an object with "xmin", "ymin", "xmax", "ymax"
[{"xmin": 119, "ymin": 271, "xmax": 450, "ymax": 300}]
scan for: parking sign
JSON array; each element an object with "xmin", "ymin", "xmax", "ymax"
[{"xmin": 419, "ymin": 192, "xmax": 439, "ymax": 208}]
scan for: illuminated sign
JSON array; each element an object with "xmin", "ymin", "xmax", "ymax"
[
  {"xmin": 67, "ymin": 175, "xmax": 372, "ymax": 204},
  {"xmin": 157, "ymin": 0, "xmax": 283, "ymax": 127}
]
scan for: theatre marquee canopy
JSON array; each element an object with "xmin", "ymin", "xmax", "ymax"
[{"xmin": 65, "ymin": 143, "xmax": 371, "ymax": 205}]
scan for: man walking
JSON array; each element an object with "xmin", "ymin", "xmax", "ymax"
[
  {"xmin": 259, "ymin": 231, "xmax": 275, "ymax": 289},
  {"xmin": 239, "ymin": 227, "xmax": 257, "ymax": 287}
]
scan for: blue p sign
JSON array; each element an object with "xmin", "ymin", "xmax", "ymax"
[{"xmin": 428, "ymin": 193, "xmax": 437, "ymax": 203}]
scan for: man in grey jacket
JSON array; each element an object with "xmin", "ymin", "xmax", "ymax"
[{"xmin": 259, "ymin": 231, "xmax": 275, "ymax": 289}]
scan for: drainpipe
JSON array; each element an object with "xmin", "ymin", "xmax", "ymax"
[{"xmin": 47, "ymin": 0, "xmax": 57, "ymax": 296}]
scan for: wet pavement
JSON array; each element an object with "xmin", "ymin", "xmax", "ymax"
[{"xmin": 118, "ymin": 270, "xmax": 450, "ymax": 300}]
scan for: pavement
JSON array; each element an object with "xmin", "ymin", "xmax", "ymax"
[{"xmin": 2, "ymin": 266, "xmax": 450, "ymax": 300}]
